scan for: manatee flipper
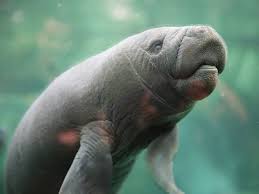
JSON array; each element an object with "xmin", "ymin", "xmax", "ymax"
[
  {"xmin": 147, "ymin": 126, "xmax": 184, "ymax": 194},
  {"xmin": 59, "ymin": 121, "xmax": 114, "ymax": 194}
]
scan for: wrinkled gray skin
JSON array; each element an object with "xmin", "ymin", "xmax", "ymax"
[{"xmin": 5, "ymin": 26, "xmax": 227, "ymax": 194}]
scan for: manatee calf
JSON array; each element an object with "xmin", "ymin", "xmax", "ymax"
[{"xmin": 5, "ymin": 26, "xmax": 227, "ymax": 194}]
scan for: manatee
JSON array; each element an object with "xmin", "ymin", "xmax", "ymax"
[{"xmin": 5, "ymin": 25, "xmax": 227, "ymax": 194}]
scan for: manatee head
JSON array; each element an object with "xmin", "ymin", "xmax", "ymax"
[{"xmin": 116, "ymin": 26, "xmax": 227, "ymax": 111}]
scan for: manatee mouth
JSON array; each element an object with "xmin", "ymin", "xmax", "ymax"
[
  {"xmin": 175, "ymin": 64, "xmax": 219, "ymax": 101},
  {"xmin": 197, "ymin": 64, "xmax": 219, "ymax": 74},
  {"xmin": 174, "ymin": 56, "xmax": 224, "ymax": 80}
]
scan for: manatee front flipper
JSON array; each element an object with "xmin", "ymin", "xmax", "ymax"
[
  {"xmin": 59, "ymin": 121, "xmax": 114, "ymax": 194},
  {"xmin": 147, "ymin": 126, "xmax": 184, "ymax": 194}
]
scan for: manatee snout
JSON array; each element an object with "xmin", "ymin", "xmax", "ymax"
[
  {"xmin": 173, "ymin": 25, "xmax": 227, "ymax": 100},
  {"xmin": 174, "ymin": 25, "xmax": 226, "ymax": 79}
]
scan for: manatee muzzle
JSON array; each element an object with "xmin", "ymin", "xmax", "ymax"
[
  {"xmin": 172, "ymin": 26, "xmax": 227, "ymax": 100},
  {"xmin": 172, "ymin": 26, "xmax": 226, "ymax": 80}
]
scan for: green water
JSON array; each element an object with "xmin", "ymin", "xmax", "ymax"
[{"xmin": 1, "ymin": 0, "xmax": 259, "ymax": 193}]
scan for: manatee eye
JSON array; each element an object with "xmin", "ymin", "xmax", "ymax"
[{"xmin": 149, "ymin": 40, "xmax": 163, "ymax": 54}]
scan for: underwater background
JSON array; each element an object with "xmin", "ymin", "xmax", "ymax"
[{"xmin": 0, "ymin": 0, "xmax": 258, "ymax": 194}]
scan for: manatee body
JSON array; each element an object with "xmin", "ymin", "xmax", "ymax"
[{"xmin": 5, "ymin": 26, "xmax": 227, "ymax": 194}]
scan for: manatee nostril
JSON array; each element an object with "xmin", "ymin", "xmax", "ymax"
[
  {"xmin": 186, "ymin": 25, "xmax": 213, "ymax": 37},
  {"xmin": 195, "ymin": 27, "xmax": 206, "ymax": 34}
]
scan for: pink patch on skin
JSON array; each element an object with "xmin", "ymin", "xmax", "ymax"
[
  {"xmin": 137, "ymin": 91, "xmax": 159, "ymax": 128},
  {"xmin": 187, "ymin": 80, "xmax": 209, "ymax": 100},
  {"xmin": 145, "ymin": 105, "xmax": 157, "ymax": 115},
  {"xmin": 58, "ymin": 130, "xmax": 79, "ymax": 146},
  {"xmin": 141, "ymin": 92, "xmax": 158, "ymax": 116},
  {"xmin": 96, "ymin": 111, "xmax": 107, "ymax": 120}
]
